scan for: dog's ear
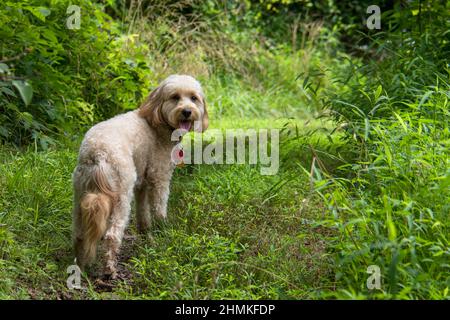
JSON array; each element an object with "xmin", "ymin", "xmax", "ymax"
[
  {"xmin": 197, "ymin": 97, "xmax": 209, "ymax": 132},
  {"xmin": 138, "ymin": 84, "xmax": 165, "ymax": 126}
]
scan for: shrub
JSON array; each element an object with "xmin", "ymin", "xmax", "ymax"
[
  {"xmin": 297, "ymin": 0, "xmax": 450, "ymax": 299},
  {"xmin": 0, "ymin": 0, "xmax": 151, "ymax": 148}
]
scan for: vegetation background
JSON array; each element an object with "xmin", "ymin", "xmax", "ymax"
[{"xmin": 0, "ymin": 0, "xmax": 448, "ymax": 299}]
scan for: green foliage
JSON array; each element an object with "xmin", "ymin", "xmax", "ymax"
[
  {"xmin": 325, "ymin": 1, "xmax": 449, "ymax": 124},
  {"xmin": 128, "ymin": 231, "xmax": 247, "ymax": 299},
  {"xmin": 0, "ymin": 0, "xmax": 448, "ymax": 300},
  {"xmin": 292, "ymin": 0, "xmax": 450, "ymax": 299},
  {"xmin": 0, "ymin": 130, "xmax": 334, "ymax": 298},
  {"xmin": 0, "ymin": 148, "xmax": 79, "ymax": 298},
  {"xmin": 0, "ymin": 0, "xmax": 151, "ymax": 148},
  {"xmin": 312, "ymin": 86, "xmax": 450, "ymax": 299}
]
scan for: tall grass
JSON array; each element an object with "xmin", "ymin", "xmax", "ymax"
[
  {"xmin": 290, "ymin": 2, "xmax": 450, "ymax": 298},
  {"xmin": 313, "ymin": 85, "xmax": 449, "ymax": 299}
]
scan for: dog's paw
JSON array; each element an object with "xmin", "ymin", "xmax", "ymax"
[
  {"xmin": 154, "ymin": 211, "xmax": 168, "ymax": 221},
  {"xmin": 137, "ymin": 222, "xmax": 151, "ymax": 234},
  {"xmin": 94, "ymin": 278, "xmax": 115, "ymax": 292},
  {"xmin": 103, "ymin": 265, "xmax": 118, "ymax": 280}
]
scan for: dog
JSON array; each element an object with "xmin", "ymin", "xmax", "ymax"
[{"xmin": 72, "ymin": 75, "xmax": 208, "ymax": 278}]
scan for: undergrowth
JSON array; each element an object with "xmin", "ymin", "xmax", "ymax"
[{"xmin": 0, "ymin": 0, "xmax": 448, "ymax": 300}]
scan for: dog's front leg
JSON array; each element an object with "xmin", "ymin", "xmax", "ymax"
[
  {"xmin": 135, "ymin": 184, "xmax": 151, "ymax": 233},
  {"xmin": 148, "ymin": 171, "xmax": 173, "ymax": 221}
]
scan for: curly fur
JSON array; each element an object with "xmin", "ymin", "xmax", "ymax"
[{"xmin": 72, "ymin": 75, "xmax": 208, "ymax": 277}]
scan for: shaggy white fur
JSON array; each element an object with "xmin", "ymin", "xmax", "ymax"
[{"xmin": 72, "ymin": 75, "xmax": 208, "ymax": 278}]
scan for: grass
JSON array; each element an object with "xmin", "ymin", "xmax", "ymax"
[
  {"xmin": 309, "ymin": 80, "xmax": 450, "ymax": 299},
  {"xmin": 0, "ymin": 149, "xmax": 77, "ymax": 299},
  {"xmin": 1, "ymin": 62, "xmax": 448, "ymax": 302},
  {"xmin": 0, "ymin": 39, "xmax": 344, "ymax": 298},
  {"xmin": 1, "ymin": 0, "xmax": 448, "ymax": 300},
  {"xmin": 5, "ymin": 68, "xmax": 446, "ymax": 300},
  {"xmin": 2, "ymin": 51, "xmax": 448, "ymax": 303},
  {"xmin": 0, "ymin": 114, "xmax": 339, "ymax": 299},
  {"xmin": 0, "ymin": 46, "xmax": 341, "ymax": 297}
]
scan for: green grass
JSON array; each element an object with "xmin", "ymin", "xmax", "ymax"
[
  {"xmin": 1, "ymin": 0, "xmax": 448, "ymax": 300},
  {"xmin": 1, "ymin": 42, "xmax": 448, "ymax": 301},
  {"xmin": 0, "ymin": 43, "xmax": 342, "ymax": 298},
  {"xmin": 317, "ymin": 97, "xmax": 450, "ymax": 299},
  {"xmin": 0, "ymin": 114, "xmax": 339, "ymax": 299},
  {"xmin": 0, "ymin": 149, "xmax": 78, "ymax": 299}
]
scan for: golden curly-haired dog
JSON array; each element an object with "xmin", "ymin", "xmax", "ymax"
[{"xmin": 72, "ymin": 75, "xmax": 208, "ymax": 277}]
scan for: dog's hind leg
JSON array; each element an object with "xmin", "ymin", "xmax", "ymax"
[
  {"xmin": 103, "ymin": 190, "xmax": 133, "ymax": 279},
  {"xmin": 72, "ymin": 187, "xmax": 89, "ymax": 270},
  {"xmin": 72, "ymin": 200, "xmax": 86, "ymax": 269}
]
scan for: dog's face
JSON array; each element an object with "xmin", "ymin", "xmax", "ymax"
[{"xmin": 139, "ymin": 75, "xmax": 208, "ymax": 132}]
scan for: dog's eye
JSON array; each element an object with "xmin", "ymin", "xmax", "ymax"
[
  {"xmin": 172, "ymin": 94, "xmax": 180, "ymax": 100},
  {"xmin": 191, "ymin": 95, "xmax": 198, "ymax": 102}
]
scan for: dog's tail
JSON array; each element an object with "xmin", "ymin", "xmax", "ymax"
[{"xmin": 78, "ymin": 160, "xmax": 115, "ymax": 265}]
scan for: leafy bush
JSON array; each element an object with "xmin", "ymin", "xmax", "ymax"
[
  {"xmin": 0, "ymin": 0, "xmax": 151, "ymax": 148},
  {"xmin": 314, "ymin": 86, "xmax": 449, "ymax": 299},
  {"xmin": 326, "ymin": 1, "xmax": 449, "ymax": 125},
  {"xmin": 296, "ymin": 0, "xmax": 450, "ymax": 299}
]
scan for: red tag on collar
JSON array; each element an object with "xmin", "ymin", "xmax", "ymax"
[{"xmin": 176, "ymin": 148, "xmax": 184, "ymax": 168}]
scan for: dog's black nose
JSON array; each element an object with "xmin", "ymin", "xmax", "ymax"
[{"xmin": 181, "ymin": 109, "xmax": 192, "ymax": 118}]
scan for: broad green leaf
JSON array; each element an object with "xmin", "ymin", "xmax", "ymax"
[
  {"xmin": 38, "ymin": 7, "xmax": 51, "ymax": 18},
  {"xmin": 387, "ymin": 214, "xmax": 397, "ymax": 241},
  {"xmin": 364, "ymin": 117, "xmax": 370, "ymax": 141},
  {"xmin": 25, "ymin": 6, "xmax": 51, "ymax": 22},
  {"xmin": 12, "ymin": 80, "xmax": 33, "ymax": 106},
  {"xmin": 42, "ymin": 29, "xmax": 58, "ymax": 43}
]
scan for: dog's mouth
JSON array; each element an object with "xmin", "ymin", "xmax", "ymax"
[{"xmin": 178, "ymin": 120, "xmax": 192, "ymax": 131}]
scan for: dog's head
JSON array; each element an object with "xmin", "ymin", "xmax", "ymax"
[{"xmin": 138, "ymin": 75, "xmax": 208, "ymax": 132}]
